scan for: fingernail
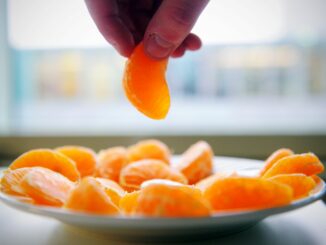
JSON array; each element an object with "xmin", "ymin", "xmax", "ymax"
[{"xmin": 145, "ymin": 34, "xmax": 174, "ymax": 59}]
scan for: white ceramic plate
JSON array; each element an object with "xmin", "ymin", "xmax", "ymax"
[{"xmin": 0, "ymin": 156, "xmax": 325, "ymax": 241}]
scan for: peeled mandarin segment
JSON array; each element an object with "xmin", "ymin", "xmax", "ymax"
[
  {"xmin": 94, "ymin": 178, "xmax": 125, "ymax": 206},
  {"xmin": 122, "ymin": 185, "xmax": 139, "ymax": 193},
  {"xmin": 95, "ymin": 178, "xmax": 125, "ymax": 194},
  {"xmin": 259, "ymin": 148, "xmax": 294, "ymax": 177},
  {"xmin": 65, "ymin": 177, "xmax": 119, "ymax": 215},
  {"xmin": 56, "ymin": 146, "xmax": 97, "ymax": 177},
  {"xmin": 140, "ymin": 179, "xmax": 184, "ymax": 189},
  {"xmin": 203, "ymin": 177, "xmax": 293, "ymax": 211},
  {"xmin": 135, "ymin": 184, "xmax": 211, "ymax": 217},
  {"xmin": 20, "ymin": 167, "xmax": 75, "ymax": 207},
  {"xmin": 140, "ymin": 179, "xmax": 203, "ymax": 200},
  {"xmin": 119, "ymin": 159, "xmax": 187, "ymax": 191},
  {"xmin": 195, "ymin": 172, "xmax": 237, "ymax": 192},
  {"xmin": 119, "ymin": 191, "xmax": 140, "ymax": 215},
  {"xmin": 123, "ymin": 42, "xmax": 170, "ymax": 119},
  {"xmin": 1, "ymin": 168, "xmax": 33, "ymax": 196},
  {"xmin": 175, "ymin": 141, "xmax": 213, "ymax": 184},
  {"xmin": 9, "ymin": 149, "xmax": 80, "ymax": 181},
  {"xmin": 262, "ymin": 153, "xmax": 324, "ymax": 179},
  {"xmin": 94, "ymin": 147, "xmax": 128, "ymax": 182},
  {"xmin": 127, "ymin": 139, "xmax": 171, "ymax": 164},
  {"xmin": 267, "ymin": 174, "xmax": 316, "ymax": 199},
  {"xmin": 311, "ymin": 175, "xmax": 322, "ymax": 184}
]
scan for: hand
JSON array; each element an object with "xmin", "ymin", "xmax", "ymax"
[{"xmin": 85, "ymin": 0, "xmax": 209, "ymax": 59}]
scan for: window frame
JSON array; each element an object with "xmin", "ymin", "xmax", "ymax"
[{"xmin": 0, "ymin": 0, "xmax": 11, "ymax": 135}]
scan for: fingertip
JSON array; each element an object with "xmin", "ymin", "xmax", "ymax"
[
  {"xmin": 184, "ymin": 33, "xmax": 202, "ymax": 51},
  {"xmin": 171, "ymin": 45, "xmax": 186, "ymax": 58}
]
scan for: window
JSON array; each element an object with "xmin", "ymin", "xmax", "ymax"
[
  {"xmin": 0, "ymin": 0, "xmax": 10, "ymax": 135},
  {"xmin": 1, "ymin": 0, "xmax": 326, "ymax": 135}
]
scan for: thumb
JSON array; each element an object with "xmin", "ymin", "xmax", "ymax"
[{"xmin": 143, "ymin": 0, "xmax": 209, "ymax": 59}]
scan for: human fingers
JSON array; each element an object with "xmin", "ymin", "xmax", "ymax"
[
  {"xmin": 85, "ymin": 0, "xmax": 135, "ymax": 57},
  {"xmin": 170, "ymin": 34, "xmax": 201, "ymax": 58},
  {"xmin": 143, "ymin": 0, "xmax": 209, "ymax": 59},
  {"xmin": 183, "ymin": 33, "xmax": 202, "ymax": 51}
]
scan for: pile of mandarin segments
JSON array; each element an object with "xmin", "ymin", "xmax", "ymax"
[{"xmin": 0, "ymin": 140, "xmax": 324, "ymax": 217}]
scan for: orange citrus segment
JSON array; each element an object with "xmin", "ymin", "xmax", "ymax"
[
  {"xmin": 195, "ymin": 172, "xmax": 237, "ymax": 192},
  {"xmin": 1, "ymin": 168, "xmax": 33, "ymax": 196},
  {"xmin": 123, "ymin": 42, "xmax": 170, "ymax": 119},
  {"xmin": 20, "ymin": 167, "xmax": 75, "ymax": 206},
  {"xmin": 56, "ymin": 146, "xmax": 97, "ymax": 177},
  {"xmin": 94, "ymin": 147, "xmax": 128, "ymax": 182},
  {"xmin": 94, "ymin": 178, "xmax": 125, "ymax": 206},
  {"xmin": 140, "ymin": 179, "xmax": 184, "ymax": 188},
  {"xmin": 119, "ymin": 191, "xmax": 140, "ymax": 215},
  {"xmin": 260, "ymin": 148, "xmax": 294, "ymax": 177},
  {"xmin": 65, "ymin": 177, "xmax": 119, "ymax": 215},
  {"xmin": 135, "ymin": 183, "xmax": 211, "ymax": 217},
  {"xmin": 140, "ymin": 179, "xmax": 203, "ymax": 201},
  {"xmin": 262, "ymin": 153, "xmax": 324, "ymax": 179},
  {"xmin": 119, "ymin": 159, "xmax": 187, "ymax": 191},
  {"xmin": 9, "ymin": 149, "xmax": 80, "ymax": 182},
  {"xmin": 175, "ymin": 141, "xmax": 213, "ymax": 184},
  {"xmin": 127, "ymin": 139, "xmax": 171, "ymax": 164},
  {"xmin": 311, "ymin": 175, "xmax": 322, "ymax": 184},
  {"xmin": 267, "ymin": 174, "xmax": 316, "ymax": 199},
  {"xmin": 203, "ymin": 177, "xmax": 293, "ymax": 211}
]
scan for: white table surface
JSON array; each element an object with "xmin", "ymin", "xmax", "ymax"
[{"xmin": 0, "ymin": 200, "xmax": 325, "ymax": 245}]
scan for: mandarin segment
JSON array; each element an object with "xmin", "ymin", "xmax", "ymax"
[
  {"xmin": 123, "ymin": 42, "xmax": 170, "ymax": 119},
  {"xmin": 95, "ymin": 147, "xmax": 128, "ymax": 182},
  {"xmin": 119, "ymin": 159, "xmax": 187, "ymax": 191},
  {"xmin": 119, "ymin": 191, "xmax": 140, "ymax": 215},
  {"xmin": 262, "ymin": 153, "xmax": 324, "ymax": 179},
  {"xmin": 203, "ymin": 177, "xmax": 293, "ymax": 211},
  {"xmin": 140, "ymin": 179, "xmax": 203, "ymax": 200},
  {"xmin": 260, "ymin": 148, "xmax": 294, "ymax": 177},
  {"xmin": 56, "ymin": 146, "xmax": 97, "ymax": 177},
  {"xmin": 9, "ymin": 149, "xmax": 80, "ymax": 181},
  {"xmin": 20, "ymin": 167, "xmax": 75, "ymax": 206},
  {"xmin": 311, "ymin": 175, "xmax": 322, "ymax": 185},
  {"xmin": 135, "ymin": 184, "xmax": 211, "ymax": 217},
  {"xmin": 1, "ymin": 168, "xmax": 33, "ymax": 196},
  {"xmin": 175, "ymin": 141, "xmax": 213, "ymax": 184},
  {"xmin": 268, "ymin": 174, "xmax": 316, "ymax": 199},
  {"xmin": 140, "ymin": 179, "xmax": 184, "ymax": 189},
  {"xmin": 127, "ymin": 139, "xmax": 170, "ymax": 164},
  {"xmin": 195, "ymin": 172, "xmax": 237, "ymax": 192},
  {"xmin": 65, "ymin": 177, "xmax": 120, "ymax": 215},
  {"xmin": 94, "ymin": 178, "xmax": 125, "ymax": 206}
]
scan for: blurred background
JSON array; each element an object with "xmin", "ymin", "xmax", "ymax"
[{"xmin": 0, "ymin": 0, "xmax": 325, "ymax": 166}]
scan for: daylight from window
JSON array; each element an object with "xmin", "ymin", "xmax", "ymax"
[{"xmin": 1, "ymin": 0, "xmax": 326, "ymax": 135}]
